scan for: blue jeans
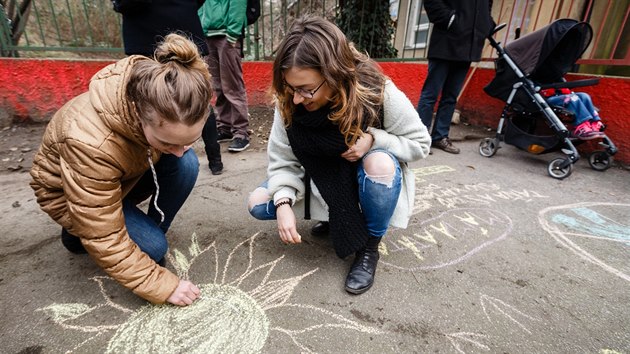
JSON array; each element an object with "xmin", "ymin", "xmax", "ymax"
[
  {"xmin": 417, "ymin": 59, "xmax": 471, "ymax": 141},
  {"xmin": 249, "ymin": 149, "xmax": 402, "ymax": 237},
  {"xmin": 546, "ymin": 92, "xmax": 600, "ymax": 125},
  {"xmin": 123, "ymin": 150, "xmax": 199, "ymax": 261}
]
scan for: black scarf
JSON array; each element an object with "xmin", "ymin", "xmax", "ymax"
[{"xmin": 286, "ymin": 105, "xmax": 369, "ymax": 258}]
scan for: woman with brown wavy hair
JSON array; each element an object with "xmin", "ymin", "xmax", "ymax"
[
  {"xmin": 30, "ymin": 33, "xmax": 212, "ymax": 306},
  {"xmin": 247, "ymin": 15, "xmax": 431, "ymax": 294}
]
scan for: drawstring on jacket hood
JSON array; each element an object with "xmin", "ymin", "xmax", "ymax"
[{"xmin": 147, "ymin": 148, "xmax": 165, "ymax": 225}]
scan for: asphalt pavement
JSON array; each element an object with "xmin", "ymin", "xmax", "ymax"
[{"xmin": 1, "ymin": 122, "xmax": 629, "ymax": 353}]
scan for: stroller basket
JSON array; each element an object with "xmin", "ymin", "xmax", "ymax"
[{"xmin": 504, "ymin": 116, "xmax": 560, "ymax": 154}]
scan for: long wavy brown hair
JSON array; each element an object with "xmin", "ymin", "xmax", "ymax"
[
  {"xmin": 272, "ymin": 15, "xmax": 386, "ymax": 146},
  {"xmin": 127, "ymin": 33, "xmax": 212, "ymax": 126}
]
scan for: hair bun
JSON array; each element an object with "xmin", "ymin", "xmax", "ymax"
[{"xmin": 154, "ymin": 33, "xmax": 200, "ymax": 67}]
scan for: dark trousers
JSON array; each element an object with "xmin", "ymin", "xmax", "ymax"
[
  {"xmin": 417, "ymin": 59, "xmax": 471, "ymax": 141},
  {"xmin": 204, "ymin": 36, "xmax": 249, "ymax": 139},
  {"xmin": 202, "ymin": 111, "xmax": 221, "ymax": 163}
]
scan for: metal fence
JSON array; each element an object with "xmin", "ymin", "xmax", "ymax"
[
  {"xmin": 1, "ymin": 0, "xmax": 628, "ymax": 74},
  {"xmin": 0, "ymin": 1, "xmax": 122, "ymax": 57}
]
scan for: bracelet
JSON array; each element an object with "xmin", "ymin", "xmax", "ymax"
[{"xmin": 275, "ymin": 200, "xmax": 292, "ymax": 209}]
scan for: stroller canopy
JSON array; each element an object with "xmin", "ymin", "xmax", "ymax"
[
  {"xmin": 485, "ymin": 19, "xmax": 593, "ymax": 102},
  {"xmin": 506, "ymin": 19, "xmax": 592, "ymax": 83}
]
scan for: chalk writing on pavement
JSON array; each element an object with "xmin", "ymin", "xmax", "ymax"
[{"xmin": 381, "ymin": 208, "xmax": 512, "ymax": 271}]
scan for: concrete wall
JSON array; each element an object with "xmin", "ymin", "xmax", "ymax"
[{"xmin": 1, "ymin": 58, "xmax": 628, "ymax": 163}]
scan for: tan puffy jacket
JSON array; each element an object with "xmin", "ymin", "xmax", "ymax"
[{"xmin": 30, "ymin": 56, "xmax": 179, "ymax": 304}]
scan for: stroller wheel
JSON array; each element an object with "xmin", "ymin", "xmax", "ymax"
[
  {"xmin": 588, "ymin": 151, "xmax": 612, "ymax": 171},
  {"xmin": 547, "ymin": 158, "xmax": 573, "ymax": 179},
  {"xmin": 479, "ymin": 138, "xmax": 498, "ymax": 157}
]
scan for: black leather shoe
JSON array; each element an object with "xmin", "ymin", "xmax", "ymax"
[
  {"xmin": 209, "ymin": 160, "xmax": 223, "ymax": 175},
  {"xmin": 310, "ymin": 221, "xmax": 329, "ymax": 237},
  {"xmin": 344, "ymin": 249, "xmax": 379, "ymax": 294}
]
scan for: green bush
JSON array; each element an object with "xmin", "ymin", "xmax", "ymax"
[{"xmin": 336, "ymin": 0, "xmax": 397, "ymax": 59}]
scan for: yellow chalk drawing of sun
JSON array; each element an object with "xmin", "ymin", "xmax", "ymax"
[{"xmin": 38, "ymin": 232, "xmax": 380, "ymax": 353}]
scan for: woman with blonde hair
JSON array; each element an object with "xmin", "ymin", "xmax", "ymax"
[
  {"xmin": 30, "ymin": 33, "xmax": 212, "ymax": 306},
  {"xmin": 247, "ymin": 15, "xmax": 431, "ymax": 294}
]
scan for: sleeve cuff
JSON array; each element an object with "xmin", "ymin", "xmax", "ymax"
[{"xmin": 273, "ymin": 187, "xmax": 296, "ymax": 205}]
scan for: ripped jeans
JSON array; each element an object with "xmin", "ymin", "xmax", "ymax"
[{"xmin": 248, "ymin": 149, "xmax": 402, "ymax": 237}]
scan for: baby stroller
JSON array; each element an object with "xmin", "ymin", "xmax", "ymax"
[{"xmin": 480, "ymin": 19, "xmax": 617, "ymax": 179}]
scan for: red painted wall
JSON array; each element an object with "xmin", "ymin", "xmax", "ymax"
[{"xmin": 1, "ymin": 58, "xmax": 627, "ymax": 163}]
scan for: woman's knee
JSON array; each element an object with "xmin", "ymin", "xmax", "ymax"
[
  {"xmin": 132, "ymin": 229, "xmax": 169, "ymax": 262},
  {"xmin": 149, "ymin": 237, "xmax": 169, "ymax": 262},
  {"xmin": 157, "ymin": 149, "xmax": 199, "ymax": 187},
  {"xmin": 180, "ymin": 149, "xmax": 200, "ymax": 175},
  {"xmin": 363, "ymin": 151, "xmax": 396, "ymax": 179},
  {"xmin": 248, "ymin": 187, "xmax": 271, "ymax": 209},
  {"xmin": 248, "ymin": 187, "xmax": 273, "ymax": 219}
]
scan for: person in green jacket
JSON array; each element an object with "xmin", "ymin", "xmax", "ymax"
[{"xmin": 198, "ymin": 0, "xmax": 251, "ymax": 153}]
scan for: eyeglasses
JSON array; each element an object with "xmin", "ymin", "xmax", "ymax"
[{"xmin": 284, "ymin": 80, "xmax": 326, "ymax": 99}]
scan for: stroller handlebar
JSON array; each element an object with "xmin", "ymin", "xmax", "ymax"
[
  {"xmin": 487, "ymin": 23, "xmax": 507, "ymax": 50},
  {"xmin": 491, "ymin": 23, "xmax": 507, "ymax": 37},
  {"xmin": 538, "ymin": 78, "xmax": 600, "ymax": 90}
]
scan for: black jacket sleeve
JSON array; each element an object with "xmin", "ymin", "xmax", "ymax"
[
  {"xmin": 111, "ymin": 0, "xmax": 152, "ymax": 14},
  {"xmin": 423, "ymin": 0, "xmax": 455, "ymax": 30}
]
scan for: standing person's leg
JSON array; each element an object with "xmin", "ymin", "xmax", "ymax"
[
  {"xmin": 430, "ymin": 60, "xmax": 470, "ymax": 154},
  {"xmin": 217, "ymin": 39, "xmax": 250, "ymax": 152},
  {"xmin": 346, "ymin": 150, "xmax": 402, "ymax": 294},
  {"xmin": 417, "ymin": 59, "xmax": 449, "ymax": 136},
  {"xmin": 205, "ymin": 37, "xmax": 232, "ymax": 142},
  {"xmin": 201, "ymin": 110, "xmax": 223, "ymax": 175}
]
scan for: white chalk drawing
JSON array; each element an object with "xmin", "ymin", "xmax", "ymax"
[
  {"xmin": 600, "ymin": 349, "xmax": 624, "ymax": 354},
  {"xmin": 411, "ymin": 166, "xmax": 549, "ymax": 214},
  {"xmin": 480, "ymin": 294, "xmax": 540, "ymax": 334},
  {"xmin": 38, "ymin": 232, "xmax": 380, "ymax": 353},
  {"xmin": 444, "ymin": 332, "xmax": 490, "ymax": 353},
  {"xmin": 381, "ymin": 208, "xmax": 512, "ymax": 271},
  {"xmin": 442, "ymin": 294, "xmax": 540, "ymax": 353},
  {"xmin": 414, "ymin": 165, "xmax": 457, "ymax": 177},
  {"xmin": 539, "ymin": 202, "xmax": 630, "ymax": 282}
]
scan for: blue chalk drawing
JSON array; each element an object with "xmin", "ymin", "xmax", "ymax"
[
  {"xmin": 539, "ymin": 202, "xmax": 630, "ymax": 282},
  {"xmin": 551, "ymin": 207, "xmax": 630, "ymax": 244}
]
